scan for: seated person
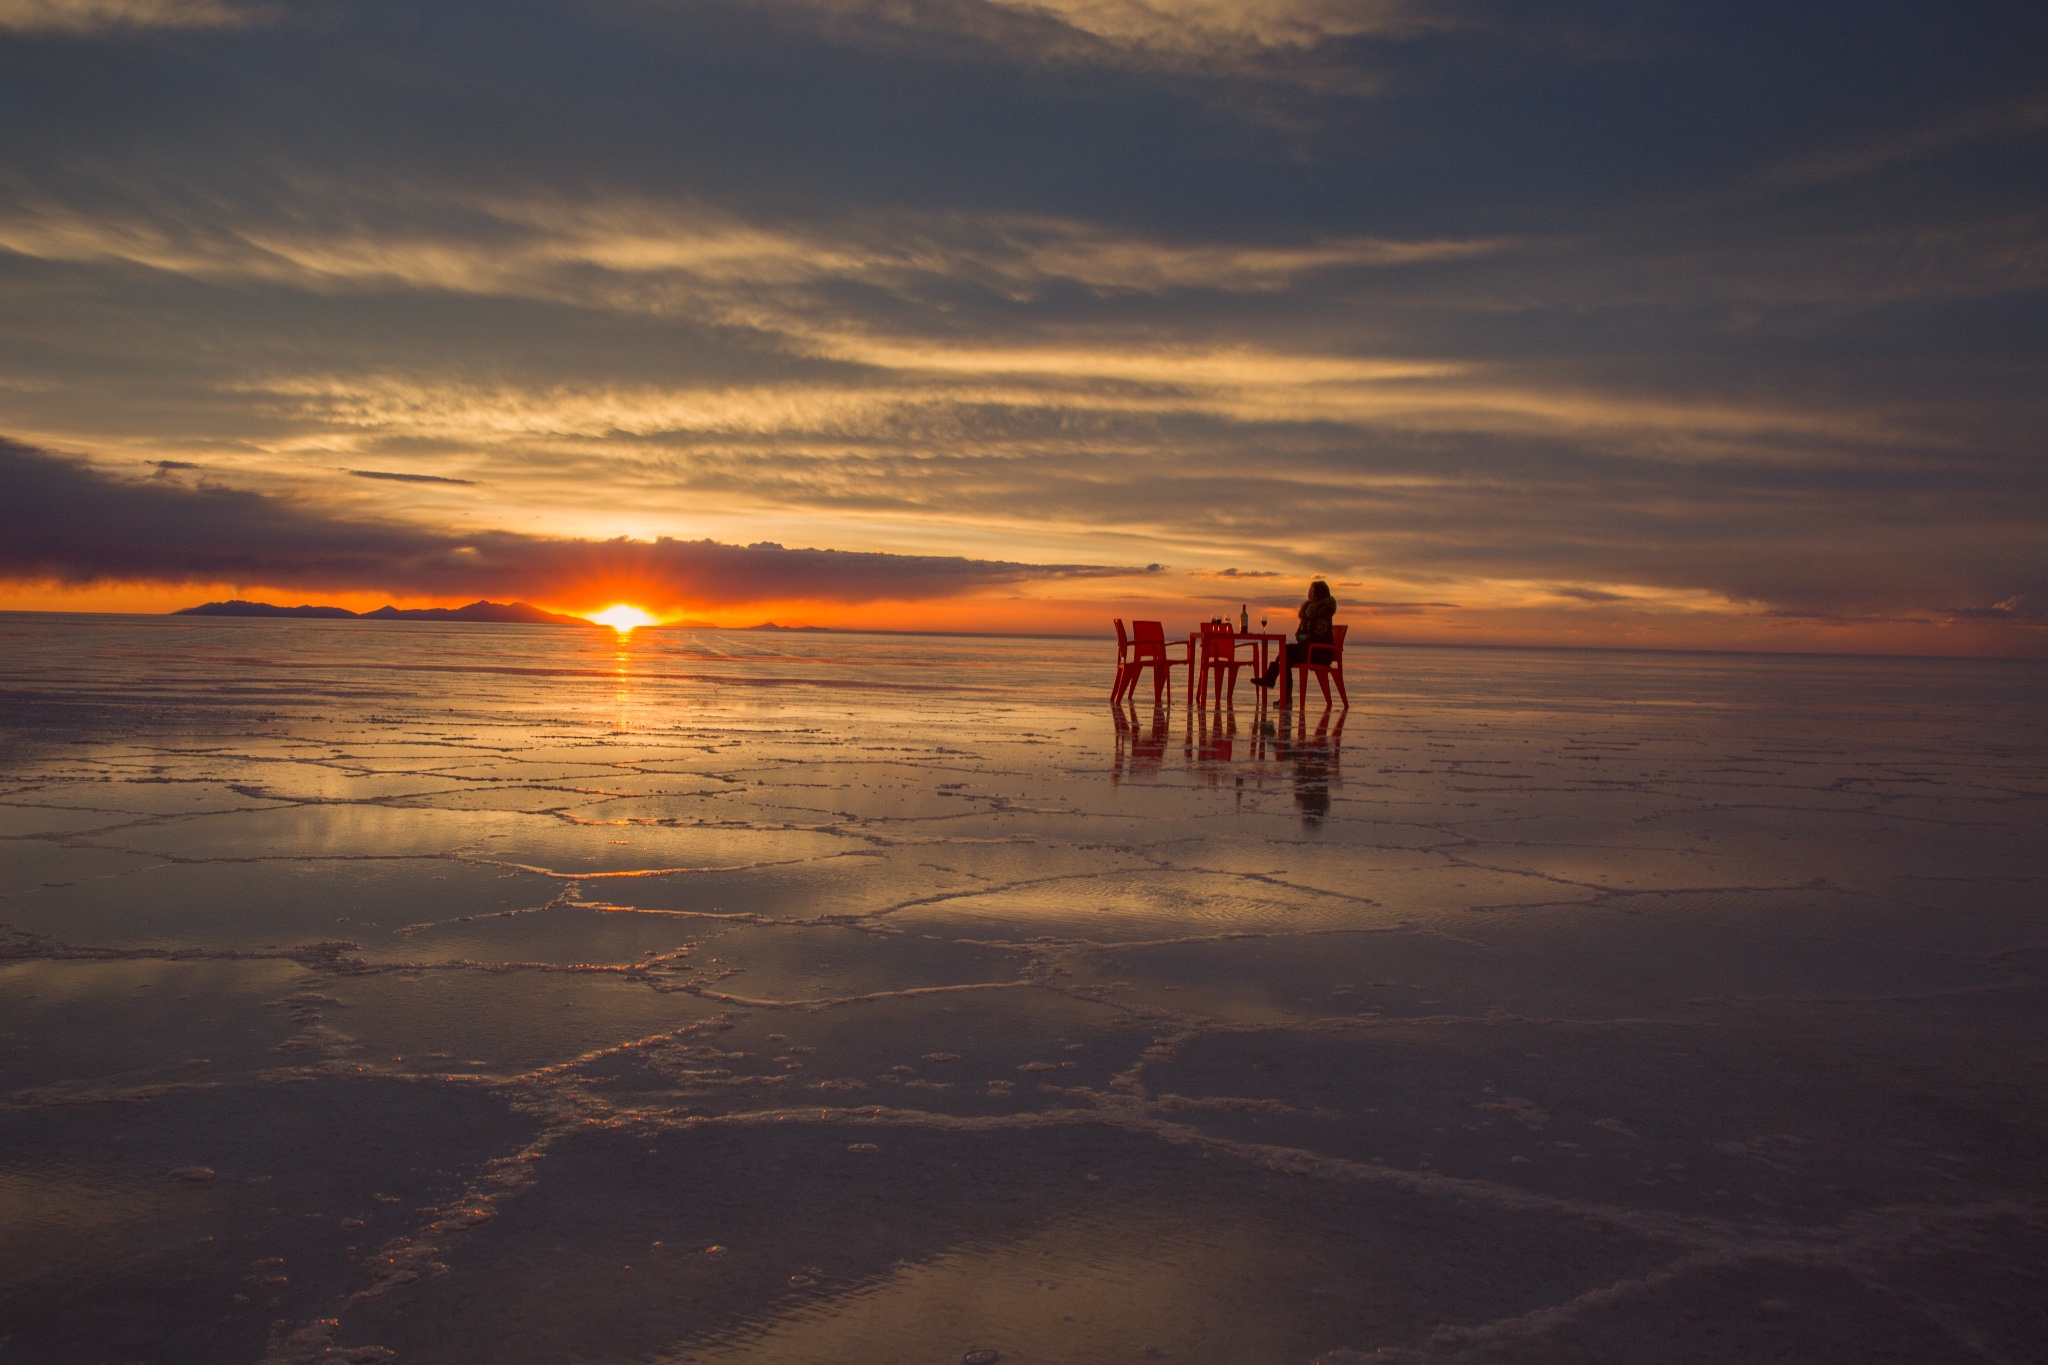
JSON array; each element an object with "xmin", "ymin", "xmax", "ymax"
[{"xmin": 1254, "ymin": 580, "xmax": 1335, "ymax": 688}]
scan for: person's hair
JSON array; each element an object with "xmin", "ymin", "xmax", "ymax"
[{"xmin": 1308, "ymin": 579, "xmax": 1332, "ymax": 601}]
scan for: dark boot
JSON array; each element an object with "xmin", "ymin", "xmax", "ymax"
[{"xmin": 1253, "ymin": 661, "xmax": 1281, "ymax": 688}]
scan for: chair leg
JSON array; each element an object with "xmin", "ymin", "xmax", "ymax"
[
  {"xmin": 1334, "ymin": 669, "xmax": 1348, "ymax": 707},
  {"xmin": 1316, "ymin": 671, "xmax": 1332, "ymax": 706}
]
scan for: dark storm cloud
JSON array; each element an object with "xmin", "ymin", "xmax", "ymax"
[
  {"xmin": 0, "ymin": 0, "xmax": 2044, "ymax": 643},
  {"xmin": 0, "ymin": 440, "xmax": 1138, "ymax": 603}
]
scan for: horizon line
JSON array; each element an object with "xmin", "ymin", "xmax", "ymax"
[{"xmin": 0, "ymin": 608, "xmax": 2039, "ymax": 664}]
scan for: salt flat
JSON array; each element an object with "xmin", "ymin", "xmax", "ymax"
[{"xmin": 1, "ymin": 614, "xmax": 2043, "ymax": 1364}]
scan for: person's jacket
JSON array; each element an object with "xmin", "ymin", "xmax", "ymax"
[{"xmin": 1297, "ymin": 595, "xmax": 1335, "ymax": 645}]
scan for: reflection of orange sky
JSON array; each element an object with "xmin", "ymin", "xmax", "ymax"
[{"xmin": 0, "ymin": 578, "xmax": 2039, "ymax": 659}]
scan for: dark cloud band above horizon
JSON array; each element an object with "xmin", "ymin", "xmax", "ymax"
[{"xmin": 0, "ymin": 440, "xmax": 1140, "ymax": 606}]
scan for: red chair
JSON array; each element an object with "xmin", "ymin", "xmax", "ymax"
[
  {"xmin": 1193, "ymin": 620, "xmax": 1254, "ymax": 706},
  {"xmin": 1111, "ymin": 619, "xmax": 1135, "ymax": 702},
  {"xmin": 1295, "ymin": 623, "xmax": 1349, "ymax": 707},
  {"xmin": 1121, "ymin": 620, "xmax": 1189, "ymax": 705}
]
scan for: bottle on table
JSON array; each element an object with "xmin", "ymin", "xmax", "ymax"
[{"xmin": 1239, "ymin": 604, "xmax": 1249, "ymax": 634}]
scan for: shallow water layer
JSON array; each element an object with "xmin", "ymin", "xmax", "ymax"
[{"xmin": 1, "ymin": 614, "xmax": 2043, "ymax": 1365}]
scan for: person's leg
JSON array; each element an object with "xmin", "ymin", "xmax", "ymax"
[{"xmin": 1256, "ymin": 643, "xmax": 1303, "ymax": 688}]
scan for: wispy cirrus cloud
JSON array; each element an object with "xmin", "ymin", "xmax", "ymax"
[
  {"xmin": 0, "ymin": 188, "xmax": 1507, "ymax": 305},
  {"xmin": 674, "ymin": 0, "xmax": 1439, "ymax": 93},
  {"xmin": 980, "ymin": 0, "xmax": 1428, "ymax": 52}
]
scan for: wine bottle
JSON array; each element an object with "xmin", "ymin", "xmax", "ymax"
[{"xmin": 1239, "ymin": 604, "xmax": 1248, "ymax": 633}]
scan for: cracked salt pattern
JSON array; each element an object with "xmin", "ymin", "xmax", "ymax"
[{"xmin": 1, "ymin": 613, "xmax": 2043, "ymax": 1365}]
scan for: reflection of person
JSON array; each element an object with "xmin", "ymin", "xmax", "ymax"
[
  {"xmin": 1254, "ymin": 580, "xmax": 1336, "ymax": 689},
  {"xmin": 1287, "ymin": 710, "xmax": 1340, "ymax": 823}
]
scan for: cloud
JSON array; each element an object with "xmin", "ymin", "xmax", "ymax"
[
  {"xmin": 1944, "ymin": 594, "xmax": 2048, "ymax": 622},
  {"xmin": 0, "ymin": 188, "xmax": 1505, "ymax": 307},
  {"xmin": 345, "ymin": 468, "xmax": 480, "ymax": 486},
  {"xmin": 1760, "ymin": 608, "xmax": 1935, "ymax": 627},
  {"xmin": 678, "ymin": 0, "xmax": 1438, "ymax": 92},
  {"xmin": 0, "ymin": 0, "xmax": 254, "ymax": 31},
  {"xmin": 980, "ymin": 0, "xmax": 1423, "ymax": 53},
  {"xmin": 1759, "ymin": 97, "xmax": 2048, "ymax": 194},
  {"xmin": 1346, "ymin": 599, "xmax": 1459, "ymax": 615},
  {"xmin": 0, "ymin": 438, "xmax": 1142, "ymax": 605}
]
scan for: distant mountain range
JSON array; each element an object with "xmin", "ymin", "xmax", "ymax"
[{"xmin": 175, "ymin": 599, "xmax": 600, "ymax": 626}]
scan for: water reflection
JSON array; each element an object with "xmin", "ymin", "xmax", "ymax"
[
  {"xmin": 1271, "ymin": 708, "xmax": 1343, "ymax": 824},
  {"xmin": 1109, "ymin": 704, "xmax": 1174, "ymax": 781},
  {"xmin": 1110, "ymin": 703, "xmax": 1344, "ymax": 825},
  {"xmin": 611, "ymin": 637, "xmax": 633, "ymax": 730}
]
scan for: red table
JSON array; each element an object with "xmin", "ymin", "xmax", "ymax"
[
  {"xmin": 1188, "ymin": 630, "xmax": 1292, "ymax": 706},
  {"xmin": 1245, "ymin": 631, "xmax": 1291, "ymax": 704}
]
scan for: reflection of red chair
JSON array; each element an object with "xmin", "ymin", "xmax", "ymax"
[
  {"xmin": 1120, "ymin": 620, "xmax": 1189, "ymax": 705},
  {"xmin": 1295, "ymin": 623, "xmax": 1349, "ymax": 707},
  {"xmin": 1110, "ymin": 702, "xmax": 1172, "ymax": 781},
  {"xmin": 1193, "ymin": 621, "xmax": 1254, "ymax": 706}
]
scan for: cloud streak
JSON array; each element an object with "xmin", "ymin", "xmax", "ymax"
[
  {"xmin": 0, "ymin": 0, "xmax": 253, "ymax": 32},
  {"xmin": 345, "ymin": 468, "xmax": 480, "ymax": 486}
]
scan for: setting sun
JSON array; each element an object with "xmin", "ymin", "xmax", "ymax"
[{"xmin": 588, "ymin": 604, "xmax": 657, "ymax": 633}]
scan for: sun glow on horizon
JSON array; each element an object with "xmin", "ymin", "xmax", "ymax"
[{"xmin": 588, "ymin": 604, "xmax": 658, "ymax": 633}]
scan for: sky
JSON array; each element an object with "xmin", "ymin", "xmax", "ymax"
[{"xmin": 1, "ymin": 0, "xmax": 2044, "ymax": 653}]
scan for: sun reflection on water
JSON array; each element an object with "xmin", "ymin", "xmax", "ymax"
[{"xmin": 608, "ymin": 634, "xmax": 635, "ymax": 730}]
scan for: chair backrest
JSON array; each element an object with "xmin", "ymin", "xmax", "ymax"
[
  {"xmin": 1129, "ymin": 619, "xmax": 1177, "ymax": 662},
  {"xmin": 1199, "ymin": 620, "xmax": 1235, "ymax": 660},
  {"xmin": 1331, "ymin": 623, "xmax": 1347, "ymax": 654},
  {"xmin": 1308, "ymin": 623, "xmax": 1347, "ymax": 668},
  {"xmin": 1114, "ymin": 618, "xmax": 1130, "ymax": 657}
]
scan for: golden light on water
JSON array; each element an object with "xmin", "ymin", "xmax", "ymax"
[{"xmin": 588, "ymin": 604, "xmax": 658, "ymax": 633}]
